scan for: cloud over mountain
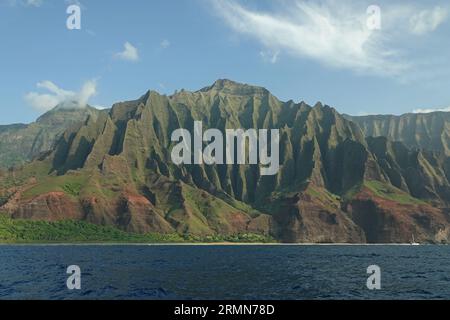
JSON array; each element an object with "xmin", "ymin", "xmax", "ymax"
[
  {"xmin": 25, "ymin": 79, "xmax": 97, "ymax": 111},
  {"xmin": 413, "ymin": 106, "xmax": 450, "ymax": 113}
]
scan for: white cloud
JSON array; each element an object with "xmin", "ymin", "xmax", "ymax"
[
  {"xmin": 25, "ymin": 0, "xmax": 42, "ymax": 6},
  {"xmin": 115, "ymin": 42, "xmax": 139, "ymax": 62},
  {"xmin": 7, "ymin": 0, "xmax": 43, "ymax": 7},
  {"xmin": 214, "ymin": 1, "xmax": 449, "ymax": 77},
  {"xmin": 25, "ymin": 80, "xmax": 97, "ymax": 112},
  {"xmin": 77, "ymin": 80, "xmax": 97, "ymax": 107},
  {"xmin": 260, "ymin": 50, "xmax": 280, "ymax": 64},
  {"xmin": 214, "ymin": 0, "xmax": 409, "ymax": 76},
  {"xmin": 413, "ymin": 106, "xmax": 450, "ymax": 114},
  {"xmin": 160, "ymin": 39, "xmax": 171, "ymax": 49},
  {"xmin": 357, "ymin": 111, "xmax": 378, "ymax": 116},
  {"xmin": 409, "ymin": 6, "xmax": 448, "ymax": 35}
]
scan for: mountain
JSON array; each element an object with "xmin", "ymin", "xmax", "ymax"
[
  {"xmin": 0, "ymin": 106, "xmax": 102, "ymax": 169},
  {"xmin": 345, "ymin": 112, "xmax": 450, "ymax": 155},
  {"xmin": 1, "ymin": 79, "xmax": 450, "ymax": 243}
]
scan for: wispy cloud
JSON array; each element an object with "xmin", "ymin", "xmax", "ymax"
[
  {"xmin": 6, "ymin": 0, "xmax": 44, "ymax": 8},
  {"xmin": 214, "ymin": 0, "xmax": 448, "ymax": 77},
  {"xmin": 7, "ymin": 0, "xmax": 43, "ymax": 7},
  {"xmin": 25, "ymin": 0, "xmax": 42, "ymax": 6},
  {"xmin": 357, "ymin": 111, "xmax": 379, "ymax": 116},
  {"xmin": 409, "ymin": 6, "xmax": 448, "ymax": 35},
  {"xmin": 413, "ymin": 106, "xmax": 450, "ymax": 114},
  {"xmin": 160, "ymin": 39, "xmax": 171, "ymax": 49},
  {"xmin": 259, "ymin": 50, "xmax": 280, "ymax": 64},
  {"xmin": 115, "ymin": 42, "xmax": 139, "ymax": 62},
  {"xmin": 25, "ymin": 80, "xmax": 97, "ymax": 112}
]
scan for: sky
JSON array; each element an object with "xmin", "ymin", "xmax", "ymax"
[{"xmin": 0, "ymin": 0, "xmax": 450, "ymax": 124}]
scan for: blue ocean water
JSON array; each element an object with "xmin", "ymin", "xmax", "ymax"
[{"xmin": 0, "ymin": 245, "xmax": 449, "ymax": 300}]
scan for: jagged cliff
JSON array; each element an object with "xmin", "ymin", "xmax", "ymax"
[
  {"xmin": 0, "ymin": 106, "xmax": 101, "ymax": 169},
  {"xmin": 1, "ymin": 80, "xmax": 450, "ymax": 243},
  {"xmin": 345, "ymin": 112, "xmax": 450, "ymax": 155}
]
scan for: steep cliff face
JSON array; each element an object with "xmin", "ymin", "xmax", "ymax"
[
  {"xmin": 0, "ymin": 106, "xmax": 102, "ymax": 169},
  {"xmin": 1, "ymin": 80, "xmax": 450, "ymax": 243},
  {"xmin": 345, "ymin": 186, "xmax": 450, "ymax": 243},
  {"xmin": 345, "ymin": 112, "xmax": 450, "ymax": 155},
  {"xmin": 366, "ymin": 137, "xmax": 450, "ymax": 204},
  {"xmin": 269, "ymin": 185, "xmax": 366, "ymax": 243},
  {"xmin": 50, "ymin": 80, "xmax": 369, "ymax": 202}
]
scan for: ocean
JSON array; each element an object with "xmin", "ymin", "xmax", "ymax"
[{"xmin": 0, "ymin": 245, "xmax": 449, "ymax": 300}]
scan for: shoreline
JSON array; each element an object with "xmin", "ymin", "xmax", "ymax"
[{"xmin": 0, "ymin": 242, "xmax": 438, "ymax": 246}]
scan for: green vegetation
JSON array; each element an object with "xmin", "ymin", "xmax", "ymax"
[
  {"xmin": 269, "ymin": 180, "xmax": 309, "ymax": 199},
  {"xmin": 185, "ymin": 233, "xmax": 276, "ymax": 243},
  {"xmin": 0, "ymin": 215, "xmax": 275, "ymax": 244},
  {"xmin": 0, "ymin": 215, "xmax": 181, "ymax": 243},
  {"xmin": 365, "ymin": 180, "xmax": 426, "ymax": 205},
  {"xmin": 2, "ymin": 80, "xmax": 450, "ymax": 244},
  {"xmin": 347, "ymin": 112, "xmax": 450, "ymax": 156},
  {"xmin": 343, "ymin": 183, "xmax": 363, "ymax": 201},
  {"xmin": 0, "ymin": 106, "xmax": 100, "ymax": 169},
  {"xmin": 62, "ymin": 182, "xmax": 83, "ymax": 197},
  {"xmin": 306, "ymin": 185, "xmax": 340, "ymax": 202},
  {"xmin": 22, "ymin": 173, "xmax": 89, "ymax": 200}
]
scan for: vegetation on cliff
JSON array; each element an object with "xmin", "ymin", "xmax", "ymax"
[
  {"xmin": 0, "ymin": 215, "xmax": 274, "ymax": 244},
  {"xmin": 1, "ymin": 80, "xmax": 450, "ymax": 243}
]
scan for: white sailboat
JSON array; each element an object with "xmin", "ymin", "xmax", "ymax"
[{"xmin": 410, "ymin": 234, "xmax": 420, "ymax": 246}]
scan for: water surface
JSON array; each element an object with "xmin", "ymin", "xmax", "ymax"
[{"xmin": 0, "ymin": 245, "xmax": 448, "ymax": 299}]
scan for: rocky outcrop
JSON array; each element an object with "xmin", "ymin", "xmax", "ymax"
[
  {"xmin": 8, "ymin": 192, "xmax": 83, "ymax": 221},
  {"xmin": 115, "ymin": 193, "xmax": 174, "ymax": 234},
  {"xmin": 345, "ymin": 187, "xmax": 450, "ymax": 243},
  {"xmin": 270, "ymin": 186, "xmax": 365, "ymax": 243}
]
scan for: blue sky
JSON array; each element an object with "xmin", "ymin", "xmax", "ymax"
[{"xmin": 0, "ymin": 0, "xmax": 450, "ymax": 124}]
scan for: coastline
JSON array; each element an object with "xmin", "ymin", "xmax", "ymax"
[{"xmin": 0, "ymin": 242, "xmax": 437, "ymax": 246}]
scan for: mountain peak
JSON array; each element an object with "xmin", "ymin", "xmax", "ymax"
[
  {"xmin": 36, "ymin": 104, "xmax": 99, "ymax": 125},
  {"xmin": 199, "ymin": 79, "xmax": 270, "ymax": 96},
  {"xmin": 211, "ymin": 79, "xmax": 242, "ymax": 89}
]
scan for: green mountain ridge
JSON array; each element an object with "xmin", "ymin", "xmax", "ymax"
[
  {"xmin": 2, "ymin": 79, "xmax": 450, "ymax": 243},
  {"xmin": 345, "ymin": 112, "xmax": 450, "ymax": 156},
  {"xmin": 0, "ymin": 105, "xmax": 102, "ymax": 169}
]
